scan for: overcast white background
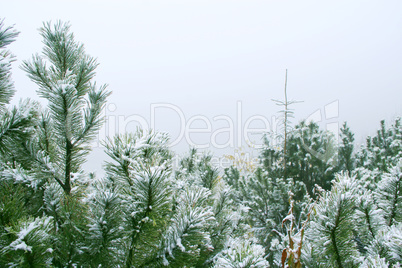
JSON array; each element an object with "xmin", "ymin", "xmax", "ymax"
[{"xmin": 3, "ymin": 1, "xmax": 402, "ymax": 173}]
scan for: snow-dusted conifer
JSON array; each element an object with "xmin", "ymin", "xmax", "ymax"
[
  {"xmin": 338, "ymin": 122, "xmax": 355, "ymax": 173},
  {"xmin": 357, "ymin": 119, "xmax": 402, "ymax": 172},
  {"xmin": 306, "ymin": 174, "xmax": 361, "ymax": 267},
  {"xmin": 0, "ymin": 21, "xmax": 50, "ymax": 267},
  {"xmin": 158, "ymin": 186, "xmax": 215, "ymax": 266},
  {"xmin": 1, "ymin": 217, "xmax": 53, "ymax": 267},
  {"xmin": 22, "ymin": 21, "xmax": 110, "ymax": 195},
  {"xmin": 84, "ymin": 179, "xmax": 124, "ymax": 267},
  {"xmin": 354, "ymin": 189, "xmax": 386, "ymax": 249},
  {"xmin": 213, "ymin": 237, "xmax": 269, "ymax": 267},
  {"xmin": 175, "ymin": 148, "xmax": 219, "ymax": 190},
  {"xmin": 286, "ymin": 120, "xmax": 338, "ymax": 195},
  {"xmin": 104, "ymin": 129, "xmax": 173, "ymax": 267},
  {"xmin": 359, "ymin": 255, "xmax": 389, "ymax": 268},
  {"xmin": 172, "ymin": 149, "xmax": 242, "ymax": 266},
  {"xmin": 0, "ymin": 19, "xmax": 18, "ymax": 108},
  {"xmin": 366, "ymin": 223, "xmax": 402, "ymax": 266},
  {"xmin": 237, "ymin": 166, "xmax": 309, "ymax": 265},
  {"xmin": 0, "ymin": 21, "xmax": 37, "ymax": 163},
  {"xmin": 375, "ymin": 161, "xmax": 402, "ymax": 226},
  {"xmin": 10, "ymin": 20, "xmax": 110, "ymax": 266}
]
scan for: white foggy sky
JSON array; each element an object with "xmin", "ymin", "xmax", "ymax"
[{"xmin": 3, "ymin": 1, "xmax": 402, "ymax": 172}]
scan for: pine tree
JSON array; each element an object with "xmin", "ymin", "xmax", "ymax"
[
  {"xmin": 213, "ymin": 237, "xmax": 269, "ymax": 267},
  {"xmin": 305, "ymin": 174, "xmax": 361, "ymax": 267},
  {"xmin": 259, "ymin": 120, "xmax": 338, "ymax": 196},
  {"xmin": 83, "ymin": 177, "xmax": 124, "ymax": 267},
  {"xmin": 175, "ymin": 148, "xmax": 219, "ymax": 190},
  {"xmin": 0, "ymin": 19, "xmax": 19, "ymax": 108},
  {"xmin": 1, "ymin": 216, "xmax": 53, "ymax": 267},
  {"xmin": 286, "ymin": 120, "xmax": 338, "ymax": 195},
  {"xmin": 103, "ymin": 130, "xmax": 172, "ymax": 267},
  {"xmin": 366, "ymin": 223, "xmax": 402, "ymax": 266},
  {"xmin": 0, "ymin": 20, "xmax": 37, "ymax": 163},
  {"xmin": 354, "ymin": 189, "xmax": 386, "ymax": 252},
  {"xmin": 172, "ymin": 148, "xmax": 248, "ymax": 266},
  {"xmin": 338, "ymin": 122, "xmax": 355, "ymax": 174},
  {"xmin": 157, "ymin": 186, "xmax": 215, "ymax": 266},
  {"xmin": 356, "ymin": 118, "xmax": 402, "ymax": 172},
  {"xmin": 2, "ymin": 18, "xmax": 402, "ymax": 268},
  {"xmin": 271, "ymin": 69, "xmax": 302, "ymax": 180},
  {"xmin": 359, "ymin": 255, "xmax": 389, "ymax": 268},
  {"xmin": 21, "ymin": 21, "xmax": 110, "ymax": 195},
  {"xmin": 0, "ymin": 20, "xmax": 46, "ymax": 267},
  {"xmin": 258, "ymin": 136, "xmax": 284, "ymax": 180},
  {"xmin": 233, "ymin": 166, "xmax": 310, "ymax": 266},
  {"xmin": 375, "ymin": 162, "xmax": 402, "ymax": 227},
  {"xmin": 13, "ymin": 21, "xmax": 109, "ymax": 266}
]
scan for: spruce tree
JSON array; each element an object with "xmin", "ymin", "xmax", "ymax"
[{"xmin": 103, "ymin": 130, "xmax": 172, "ymax": 267}]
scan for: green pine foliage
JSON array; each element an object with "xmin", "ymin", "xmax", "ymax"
[
  {"xmin": 103, "ymin": 130, "xmax": 172, "ymax": 267},
  {"xmin": 170, "ymin": 149, "xmax": 247, "ymax": 266},
  {"xmin": 259, "ymin": 120, "xmax": 338, "ymax": 196},
  {"xmin": 356, "ymin": 118, "xmax": 402, "ymax": 172},
  {"xmin": 229, "ymin": 167, "xmax": 310, "ymax": 266},
  {"xmin": 375, "ymin": 162, "xmax": 402, "ymax": 226},
  {"xmin": 21, "ymin": 21, "xmax": 110, "ymax": 195},
  {"xmin": 367, "ymin": 223, "xmax": 402, "ymax": 266},
  {"xmin": 212, "ymin": 237, "xmax": 269, "ymax": 267},
  {"xmin": 354, "ymin": 189, "xmax": 385, "ymax": 249},
  {"xmin": 286, "ymin": 120, "xmax": 338, "ymax": 195},
  {"xmin": 1, "ymin": 216, "xmax": 53, "ymax": 267},
  {"xmin": 0, "ymin": 19, "xmax": 402, "ymax": 267},
  {"xmin": 158, "ymin": 186, "xmax": 215, "ymax": 266},
  {"xmin": 301, "ymin": 161, "xmax": 402, "ymax": 267},
  {"xmin": 305, "ymin": 175, "xmax": 361, "ymax": 267},
  {"xmin": 258, "ymin": 136, "xmax": 284, "ymax": 180},
  {"xmin": 0, "ymin": 19, "xmax": 19, "ymax": 108},
  {"xmin": 338, "ymin": 122, "xmax": 355, "ymax": 174},
  {"xmin": 360, "ymin": 255, "xmax": 389, "ymax": 268},
  {"xmin": 175, "ymin": 148, "xmax": 219, "ymax": 190}
]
